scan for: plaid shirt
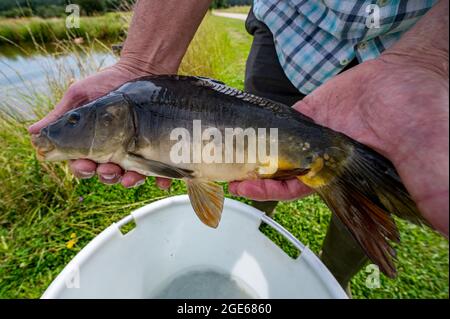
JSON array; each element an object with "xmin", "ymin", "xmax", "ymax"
[{"xmin": 253, "ymin": 0, "xmax": 437, "ymax": 94}]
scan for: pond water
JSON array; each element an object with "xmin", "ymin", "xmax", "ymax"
[{"xmin": 0, "ymin": 43, "xmax": 117, "ymax": 117}]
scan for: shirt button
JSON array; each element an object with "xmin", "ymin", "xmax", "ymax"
[
  {"xmin": 340, "ymin": 58, "xmax": 350, "ymax": 66},
  {"xmin": 358, "ymin": 42, "xmax": 368, "ymax": 50},
  {"xmin": 377, "ymin": 0, "xmax": 389, "ymax": 7}
]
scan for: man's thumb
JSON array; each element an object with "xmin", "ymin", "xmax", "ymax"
[
  {"xmin": 28, "ymin": 108, "xmax": 64, "ymax": 134},
  {"xmin": 28, "ymin": 84, "xmax": 87, "ymax": 134},
  {"xmin": 292, "ymin": 94, "xmax": 320, "ymax": 121}
]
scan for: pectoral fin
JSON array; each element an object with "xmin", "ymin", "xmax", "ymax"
[
  {"xmin": 269, "ymin": 168, "xmax": 310, "ymax": 180},
  {"xmin": 124, "ymin": 153, "xmax": 193, "ymax": 178},
  {"xmin": 186, "ymin": 180, "xmax": 224, "ymax": 228}
]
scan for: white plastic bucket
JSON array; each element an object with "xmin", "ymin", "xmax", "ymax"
[{"xmin": 42, "ymin": 195, "xmax": 347, "ymax": 299}]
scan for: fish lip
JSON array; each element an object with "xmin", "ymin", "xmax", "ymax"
[{"xmin": 31, "ymin": 133, "xmax": 55, "ymax": 158}]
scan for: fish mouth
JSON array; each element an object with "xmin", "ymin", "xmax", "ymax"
[{"xmin": 31, "ymin": 132, "xmax": 55, "ymax": 159}]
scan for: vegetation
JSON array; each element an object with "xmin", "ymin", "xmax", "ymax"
[
  {"xmin": 210, "ymin": 0, "xmax": 252, "ymax": 9},
  {"xmin": 0, "ymin": 0, "xmax": 252, "ymax": 17},
  {"xmin": 0, "ymin": 12, "xmax": 128, "ymax": 45},
  {"xmin": 0, "ymin": 13, "xmax": 448, "ymax": 299},
  {"xmin": 0, "ymin": 0, "xmax": 135, "ymax": 18},
  {"xmin": 217, "ymin": 5, "xmax": 251, "ymax": 14},
  {"xmin": 0, "ymin": 2, "xmax": 251, "ymax": 45}
]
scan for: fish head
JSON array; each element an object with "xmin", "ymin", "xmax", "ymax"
[
  {"xmin": 32, "ymin": 93, "xmax": 135, "ymax": 161},
  {"xmin": 31, "ymin": 102, "xmax": 97, "ymax": 161}
]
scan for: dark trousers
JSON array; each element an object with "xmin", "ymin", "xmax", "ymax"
[{"xmin": 244, "ymin": 9, "xmax": 368, "ymax": 289}]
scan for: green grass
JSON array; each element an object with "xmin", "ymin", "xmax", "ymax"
[
  {"xmin": 180, "ymin": 15, "xmax": 251, "ymax": 88},
  {"xmin": 0, "ymin": 12, "xmax": 128, "ymax": 45},
  {"xmin": 0, "ymin": 14, "xmax": 448, "ymax": 299},
  {"xmin": 267, "ymin": 201, "xmax": 448, "ymax": 298},
  {"xmin": 216, "ymin": 6, "xmax": 251, "ymax": 14}
]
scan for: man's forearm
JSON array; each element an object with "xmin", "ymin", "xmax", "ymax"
[
  {"xmin": 119, "ymin": 0, "xmax": 212, "ymax": 74},
  {"xmin": 381, "ymin": 0, "xmax": 449, "ymax": 77}
]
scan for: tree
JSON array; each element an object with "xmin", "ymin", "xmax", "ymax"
[
  {"xmin": 69, "ymin": 0, "xmax": 106, "ymax": 15},
  {"xmin": 210, "ymin": 0, "xmax": 229, "ymax": 9}
]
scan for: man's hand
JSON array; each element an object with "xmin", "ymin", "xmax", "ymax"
[
  {"xmin": 230, "ymin": 25, "xmax": 449, "ymax": 236},
  {"xmin": 231, "ymin": 0, "xmax": 449, "ymax": 236}
]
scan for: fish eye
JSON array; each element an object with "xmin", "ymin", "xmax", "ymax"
[{"xmin": 67, "ymin": 112, "xmax": 80, "ymax": 125}]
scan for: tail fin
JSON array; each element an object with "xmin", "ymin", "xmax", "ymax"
[{"xmin": 300, "ymin": 142, "xmax": 427, "ymax": 278}]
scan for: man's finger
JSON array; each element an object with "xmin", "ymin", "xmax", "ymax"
[
  {"xmin": 156, "ymin": 177, "xmax": 172, "ymax": 190},
  {"xmin": 70, "ymin": 159, "xmax": 97, "ymax": 179},
  {"xmin": 292, "ymin": 99, "xmax": 318, "ymax": 120},
  {"xmin": 121, "ymin": 171, "xmax": 147, "ymax": 188},
  {"xmin": 29, "ymin": 107, "xmax": 65, "ymax": 134},
  {"xmin": 97, "ymin": 163, "xmax": 123, "ymax": 185},
  {"xmin": 28, "ymin": 85, "xmax": 87, "ymax": 134},
  {"xmin": 229, "ymin": 178, "xmax": 312, "ymax": 201}
]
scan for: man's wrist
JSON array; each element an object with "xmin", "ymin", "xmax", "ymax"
[
  {"xmin": 379, "ymin": 0, "xmax": 448, "ymax": 80},
  {"xmin": 116, "ymin": 0, "xmax": 211, "ymax": 77},
  {"xmin": 380, "ymin": 46, "xmax": 448, "ymax": 81},
  {"xmin": 116, "ymin": 55, "xmax": 177, "ymax": 77}
]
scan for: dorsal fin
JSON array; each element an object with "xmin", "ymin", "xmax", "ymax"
[
  {"xmin": 192, "ymin": 76, "xmax": 315, "ymax": 122},
  {"xmin": 120, "ymin": 74, "xmax": 314, "ymax": 122},
  {"xmin": 195, "ymin": 76, "xmax": 225, "ymax": 85}
]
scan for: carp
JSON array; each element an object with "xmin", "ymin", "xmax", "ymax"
[{"xmin": 31, "ymin": 75, "xmax": 427, "ymax": 277}]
